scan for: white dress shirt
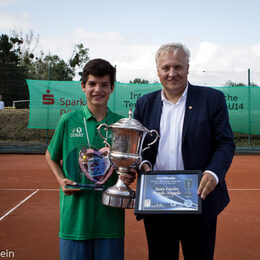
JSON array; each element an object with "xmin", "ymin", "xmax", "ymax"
[{"xmin": 154, "ymin": 86, "xmax": 187, "ymax": 171}]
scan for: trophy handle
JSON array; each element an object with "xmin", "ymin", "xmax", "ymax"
[
  {"xmin": 97, "ymin": 123, "xmax": 111, "ymax": 148},
  {"xmin": 142, "ymin": 130, "xmax": 160, "ymax": 153}
]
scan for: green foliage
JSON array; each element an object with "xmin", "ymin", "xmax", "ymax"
[
  {"xmin": 1, "ymin": 109, "xmax": 259, "ymax": 147},
  {"xmin": 69, "ymin": 44, "xmax": 89, "ymax": 68},
  {"xmin": 26, "ymin": 54, "xmax": 74, "ymax": 81},
  {"xmin": 68, "ymin": 43, "xmax": 89, "ymax": 79},
  {"xmin": 0, "ymin": 31, "xmax": 90, "ymax": 106},
  {"xmin": 249, "ymin": 82, "xmax": 259, "ymax": 86},
  {"xmin": 129, "ymin": 78, "xmax": 149, "ymax": 84},
  {"xmin": 0, "ymin": 34, "xmax": 28, "ymax": 107},
  {"xmin": 224, "ymin": 80, "xmax": 246, "ymax": 87},
  {"xmin": 224, "ymin": 80, "xmax": 259, "ymax": 87},
  {"xmin": 0, "ymin": 109, "xmax": 54, "ymax": 143}
]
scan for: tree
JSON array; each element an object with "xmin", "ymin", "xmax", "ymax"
[
  {"xmin": 12, "ymin": 30, "xmax": 89, "ymax": 81},
  {"xmin": 26, "ymin": 43, "xmax": 90, "ymax": 81},
  {"xmin": 0, "ymin": 31, "xmax": 91, "ymax": 106},
  {"xmin": 26, "ymin": 54, "xmax": 74, "ymax": 81},
  {"xmin": 129, "ymin": 78, "xmax": 149, "ymax": 84},
  {"xmin": 224, "ymin": 80, "xmax": 245, "ymax": 87},
  {"xmin": 0, "ymin": 34, "xmax": 28, "ymax": 107},
  {"xmin": 69, "ymin": 43, "xmax": 89, "ymax": 78},
  {"xmin": 249, "ymin": 82, "xmax": 259, "ymax": 87},
  {"xmin": 11, "ymin": 30, "xmax": 39, "ymax": 79},
  {"xmin": 224, "ymin": 80, "xmax": 259, "ymax": 87}
]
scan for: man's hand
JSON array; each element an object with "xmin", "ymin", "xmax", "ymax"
[
  {"xmin": 119, "ymin": 168, "xmax": 137, "ymax": 186},
  {"xmin": 197, "ymin": 172, "xmax": 217, "ymax": 200},
  {"xmin": 141, "ymin": 162, "xmax": 151, "ymax": 172},
  {"xmin": 59, "ymin": 178, "xmax": 80, "ymax": 196}
]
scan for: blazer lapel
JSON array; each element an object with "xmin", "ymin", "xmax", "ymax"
[
  {"xmin": 154, "ymin": 91, "xmax": 163, "ymax": 134},
  {"xmin": 182, "ymin": 84, "xmax": 199, "ymax": 142}
]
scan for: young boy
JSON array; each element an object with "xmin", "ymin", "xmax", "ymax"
[{"xmin": 45, "ymin": 58, "xmax": 135, "ymax": 260}]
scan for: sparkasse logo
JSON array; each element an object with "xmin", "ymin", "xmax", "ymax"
[{"xmin": 43, "ymin": 90, "xmax": 54, "ymax": 105}]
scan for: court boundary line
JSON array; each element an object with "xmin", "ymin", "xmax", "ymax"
[
  {"xmin": 0, "ymin": 188, "xmax": 259, "ymax": 222},
  {"xmin": 1, "ymin": 188, "xmax": 260, "ymax": 191},
  {"xmin": 229, "ymin": 188, "xmax": 260, "ymax": 191},
  {"xmin": 0, "ymin": 188, "xmax": 59, "ymax": 191},
  {"xmin": 0, "ymin": 189, "xmax": 39, "ymax": 221},
  {"xmin": 0, "ymin": 188, "xmax": 260, "ymax": 191}
]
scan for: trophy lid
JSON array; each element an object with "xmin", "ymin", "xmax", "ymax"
[{"xmin": 110, "ymin": 108, "xmax": 147, "ymax": 132}]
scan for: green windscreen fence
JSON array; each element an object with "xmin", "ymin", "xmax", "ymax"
[{"xmin": 27, "ymin": 80, "xmax": 260, "ymax": 134}]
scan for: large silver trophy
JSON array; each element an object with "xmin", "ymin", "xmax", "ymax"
[{"xmin": 97, "ymin": 108, "xmax": 159, "ymax": 209}]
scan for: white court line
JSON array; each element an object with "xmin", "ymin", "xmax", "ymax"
[
  {"xmin": 0, "ymin": 188, "xmax": 59, "ymax": 191},
  {"xmin": 0, "ymin": 188, "xmax": 259, "ymax": 191},
  {"xmin": 0, "ymin": 189, "xmax": 39, "ymax": 221},
  {"xmin": 0, "ymin": 188, "xmax": 258, "ymax": 221},
  {"xmin": 230, "ymin": 188, "xmax": 260, "ymax": 191}
]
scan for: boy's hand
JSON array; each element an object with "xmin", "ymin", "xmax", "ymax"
[{"xmin": 59, "ymin": 178, "xmax": 80, "ymax": 195}]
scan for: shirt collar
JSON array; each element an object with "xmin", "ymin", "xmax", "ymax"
[
  {"xmin": 161, "ymin": 82, "xmax": 189, "ymax": 105},
  {"xmin": 83, "ymin": 105, "xmax": 110, "ymax": 122},
  {"xmin": 84, "ymin": 105, "xmax": 94, "ymax": 120}
]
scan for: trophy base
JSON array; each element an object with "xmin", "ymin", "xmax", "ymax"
[
  {"xmin": 102, "ymin": 179, "xmax": 135, "ymax": 209},
  {"xmin": 102, "ymin": 192, "xmax": 135, "ymax": 208}
]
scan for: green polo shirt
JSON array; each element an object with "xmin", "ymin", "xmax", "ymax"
[{"xmin": 48, "ymin": 106, "xmax": 124, "ymax": 240}]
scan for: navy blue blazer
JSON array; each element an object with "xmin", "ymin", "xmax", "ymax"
[{"xmin": 134, "ymin": 83, "xmax": 235, "ymax": 220}]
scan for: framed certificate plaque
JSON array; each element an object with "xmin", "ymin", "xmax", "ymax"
[{"xmin": 134, "ymin": 170, "xmax": 202, "ymax": 215}]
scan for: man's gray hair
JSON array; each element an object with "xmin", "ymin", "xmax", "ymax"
[{"xmin": 155, "ymin": 43, "xmax": 190, "ymax": 65}]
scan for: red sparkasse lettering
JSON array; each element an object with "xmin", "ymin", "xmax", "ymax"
[
  {"xmin": 60, "ymin": 109, "xmax": 72, "ymax": 116},
  {"xmin": 43, "ymin": 94, "xmax": 54, "ymax": 105},
  {"xmin": 59, "ymin": 97, "xmax": 86, "ymax": 107},
  {"xmin": 43, "ymin": 90, "xmax": 54, "ymax": 105}
]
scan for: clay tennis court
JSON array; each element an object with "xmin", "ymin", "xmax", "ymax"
[{"xmin": 0, "ymin": 154, "xmax": 259, "ymax": 260}]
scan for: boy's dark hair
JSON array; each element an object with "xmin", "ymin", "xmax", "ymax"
[{"xmin": 82, "ymin": 58, "xmax": 116, "ymax": 87}]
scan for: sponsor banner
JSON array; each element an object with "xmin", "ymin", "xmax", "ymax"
[
  {"xmin": 27, "ymin": 80, "xmax": 161, "ymax": 129},
  {"xmin": 26, "ymin": 80, "xmax": 260, "ymax": 134}
]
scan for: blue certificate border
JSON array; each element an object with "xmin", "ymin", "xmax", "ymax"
[{"xmin": 134, "ymin": 170, "xmax": 202, "ymax": 215}]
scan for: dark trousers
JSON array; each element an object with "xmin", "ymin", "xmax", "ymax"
[
  {"xmin": 143, "ymin": 215, "xmax": 217, "ymax": 260},
  {"xmin": 59, "ymin": 237, "xmax": 124, "ymax": 260}
]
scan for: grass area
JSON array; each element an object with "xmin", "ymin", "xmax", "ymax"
[
  {"xmin": 0, "ymin": 109, "xmax": 54, "ymax": 144},
  {"xmin": 233, "ymin": 132, "xmax": 260, "ymax": 147},
  {"xmin": 0, "ymin": 109, "xmax": 259, "ymax": 147}
]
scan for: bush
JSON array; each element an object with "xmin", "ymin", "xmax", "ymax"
[
  {"xmin": 0, "ymin": 109, "xmax": 54, "ymax": 143},
  {"xmin": 0, "ymin": 109, "xmax": 259, "ymax": 147}
]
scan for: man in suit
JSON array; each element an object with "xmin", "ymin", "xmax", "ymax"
[{"xmin": 134, "ymin": 43, "xmax": 235, "ymax": 260}]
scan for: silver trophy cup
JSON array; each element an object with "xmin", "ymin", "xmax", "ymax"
[{"xmin": 97, "ymin": 108, "xmax": 159, "ymax": 208}]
